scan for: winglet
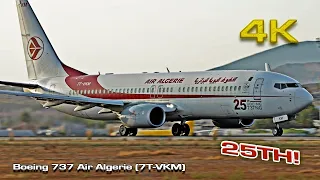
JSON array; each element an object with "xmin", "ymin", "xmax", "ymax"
[{"xmin": 265, "ymin": 63, "xmax": 271, "ymax": 72}]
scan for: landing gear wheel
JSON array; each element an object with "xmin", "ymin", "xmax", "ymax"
[
  {"xmin": 119, "ymin": 125, "xmax": 129, "ymax": 136},
  {"xmin": 181, "ymin": 124, "xmax": 190, "ymax": 136},
  {"xmin": 272, "ymin": 127, "xmax": 283, "ymax": 136},
  {"xmin": 172, "ymin": 123, "xmax": 182, "ymax": 136},
  {"xmin": 128, "ymin": 128, "xmax": 138, "ymax": 136},
  {"xmin": 278, "ymin": 128, "xmax": 283, "ymax": 136}
]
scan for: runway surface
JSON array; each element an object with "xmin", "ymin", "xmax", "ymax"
[{"xmin": 0, "ymin": 136, "xmax": 319, "ymax": 141}]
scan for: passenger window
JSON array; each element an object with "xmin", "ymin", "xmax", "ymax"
[
  {"xmin": 195, "ymin": 87, "xmax": 198, "ymax": 92},
  {"xmin": 213, "ymin": 86, "xmax": 216, "ymax": 91},
  {"xmin": 182, "ymin": 87, "xmax": 185, "ymax": 92},
  {"xmin": 131, "ymin": 88, "xmax": 133, "ymax": 93},
  {"xmin": 221, "ymin": 86, "xmax": 224, "ymax": 91},
  {"xmin": 80, "ymin": 90, "xmax": 83, "ymax": 94},
  {"xmin": 200, "ymin": 87, "xmax": 203, "ymax": 92},
  {"xmin": 147, "ymin": 88, "xmax": 149, "ymax": 93},
  {"xmin": 226, "ymin": 86, "xmax": 228, "ymax": 91},
  {"xmin": 191, "ymin": 87, "xmax": 194, "ymax": 92},
  {"xmin": 134, "ymin": 88, "xmax": 137, "ymax": 93},
  {"xmin": 142, "ymin": 88, "xmax": 145, "ymax": 93},
  {"xmin": 187, "ymin": 87, "xmax": 190, "ymax": 92},
  {"xmin": 84, "ymin": 90, "xmax": 87, "ymax": 94},
  {"xmin": 238, "ymin": 86, "xmax": 241, "ymax": 91},
  {"xmin": 217, "ymin": 86, "xmax": 220, "ymax": 91},
  {"xmin": 159, "ymin": 88, "xmax": 162, "ymax": 93},
  {"xmin": 115, "ymin": 89, "xmax": 118, "ymax": 93},
  {"xmin": 151, "ymin": 88, "xmax": 154, "ymax": 93},
  {"xmin": 163, "ymin": 87, "xmax": 166, "ymax": 92},
  {"xmin": 209, "ymin": 87, "xmax": 212, "ymax": 91},
  {"xmin": 167, "ymin": 87, "xmax": 169, "ymax": 92},
  {"xmin": 178, "ymin": 87, "xmax": 181, "ymax": 92},
  {"xmin": 103, "ymin": 89, "xmax": 106, "ymax": 94},
  {"xmin": 127, "ymin": 89, "xmax": 129, "ymax": 93},
  {"xmin": 171, "ymin": 87, "xmax": 173, "ymax": 92},
  {"xmin": 230, "ymin": 86, "xmax": 232, "ymax": 91},
  {"xmin": 234, "ymin": 86, "xmax": 237, "ymax": 91},
  {"xmin": 204, "ymin": 87, "xmax": 207, "ymax": 92}
]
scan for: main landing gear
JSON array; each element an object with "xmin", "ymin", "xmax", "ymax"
[
  {"xmin": 171, "ymin": 121, "xmax": 190, "ymax": 136},
  {"xmin": 272, "ymin": 124, "xmax": 283, "ymax": 136},
  {"xmin": 119, "ymin": 125, "xmax": 138, "ymax": 136}
]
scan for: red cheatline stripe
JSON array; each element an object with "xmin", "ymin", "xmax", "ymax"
[{"xmin": 70, "ymin": 92, "xmax": 288, "ymax": 100}]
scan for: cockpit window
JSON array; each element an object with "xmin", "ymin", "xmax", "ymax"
[
  {"xmin": 274, "ymin": 83, "xmax": 300, "ymax": 90},
  {"xmin": 286, "ymin": 83, "xmax": 299, "ymax": 88},
  {"xmin": 274, "ymin": 83, "xmax": 280, "ymax": 89}
]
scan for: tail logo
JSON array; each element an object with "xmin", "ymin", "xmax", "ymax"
[{"xmin": 27, "ymin": 37, "xmax": 44, "ymax": 60}]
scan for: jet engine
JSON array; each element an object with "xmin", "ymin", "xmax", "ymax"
[
  {"xmin": 212, "ymin": 119, "xmax": 255, "ymax": 128},
  {"xmin": 120, "ymin": 104, "xmax": 166, "ymax": 128}
]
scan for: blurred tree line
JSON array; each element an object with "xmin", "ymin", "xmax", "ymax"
[
  {"xmin": 252, "ymin": 104, "xmax": 319, "ymax": 129},
  {"xmin": 0, "ymin": 110, "xmax": 107, "ymax": 130}
]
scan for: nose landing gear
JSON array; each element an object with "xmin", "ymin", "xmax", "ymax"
[
  {"xmin": 272, "ymin": 124, "xmax": 283, "ymax": 136},
  {"xmin": 272, "ymin": 115, "xmax": 292, "ymax": 137},
  {"xmin": 171, "ymin": 122, "xmax": 190, "ymax": 136}
]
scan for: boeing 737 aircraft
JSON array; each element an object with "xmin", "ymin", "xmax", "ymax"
[{"xmin": 0, "ymin": 0, "xmax": 313, "ymax": 136}]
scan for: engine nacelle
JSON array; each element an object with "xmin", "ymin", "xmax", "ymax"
[
  {"xmin": 212, "ymin": 119, "xmax": 255, "ymax": 128},
  {"xmin": 120, "ymin": 104, "xmax": 166, "ymax": 128}
]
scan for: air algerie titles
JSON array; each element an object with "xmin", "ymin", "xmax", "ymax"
[
  {"xmin": 144, "ymin": 78, "xmax": 185, "ymax": 84},
  {"xmin": 144, "ymin": 76, "xmax": 238, "ymax": 84}
]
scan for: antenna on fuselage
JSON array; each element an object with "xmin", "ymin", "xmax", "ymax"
[
  {"xmin": 265, "ymin": 63, "xmax": 271, "ymax": 72},
  {"xmin": 166, "ymin": 67, "xmax": 170, "ymax": 73}
]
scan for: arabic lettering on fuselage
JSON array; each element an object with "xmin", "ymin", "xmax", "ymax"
[
  {"xmin": 144, "ymin": 78, "xmax": 185, "ymax": 84},
  {"xmin": 194, "ymin": 77, "xmax": 238, "ymax": 84}
]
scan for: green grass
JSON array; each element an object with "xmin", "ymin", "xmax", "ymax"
[
  {"xmin": 247, "ymin": 129, "xmax": 269, "ymax": 133},
  {"xmin": 283, "ymin": 128, "xmax": 309, "ymax": 134}
]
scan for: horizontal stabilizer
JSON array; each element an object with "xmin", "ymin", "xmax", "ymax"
[{"xmin": 0, "ymin": 81, "xmax": 39, "ymax": 89}]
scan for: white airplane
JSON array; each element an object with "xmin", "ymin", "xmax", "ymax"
[{"xmin": 0, "ymin": 0, "xmax": 313, "ymax": 136}]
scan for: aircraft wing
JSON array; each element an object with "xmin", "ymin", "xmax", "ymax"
[
  {"xmin": 0, "ymin": 81, "xmax": 39, "ymax": 89},
  {"xmin": 0, "ymin": 90, "xmax": 124, "ymax": 106},
  {"xmin": 0, "ymin": 90, "xmax": 180, "ymax": 113}
]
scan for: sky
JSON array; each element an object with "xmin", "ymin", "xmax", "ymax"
[{"xmin": 0, "ymin": 0, "xmax": 320, "ymax": 81}]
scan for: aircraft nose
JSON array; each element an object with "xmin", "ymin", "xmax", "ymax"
[{"xmin": 295, "ymin": 89, "xmax": 314, "ymax": 110}]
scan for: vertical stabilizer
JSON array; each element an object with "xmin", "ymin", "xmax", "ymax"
[{"xmin": 16, "ymin": 0, "xmax": 86, "ymax": 80}]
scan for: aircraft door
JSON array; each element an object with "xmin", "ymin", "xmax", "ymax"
[{"xmin": 253, "ymin": 78, "xmax": 264, "ymax": 100}]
